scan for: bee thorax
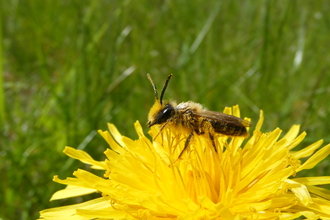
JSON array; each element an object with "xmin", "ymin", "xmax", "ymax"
[{"xmin": 176, "ymin": 101, "xmax": 204, "ymax": 111}]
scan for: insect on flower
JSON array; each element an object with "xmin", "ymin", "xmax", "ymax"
[{"xmin": 147, "ymin": 74, "xmax": 251, "ymax": 159}]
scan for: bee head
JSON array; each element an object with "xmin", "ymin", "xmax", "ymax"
[{"xmin": 147, "ymin": 74, "xmax": 175, "ymax": 127}]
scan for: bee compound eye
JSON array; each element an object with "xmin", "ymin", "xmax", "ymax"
[
  {"xmin": 161, "ymin": 106, "xmax": 174, "ymax": 119},
  {"xmin": 153, "ymin": 105, "xmax": 174, "ymax": 125},
  {"xmin": 163, "ymin": 108, "xmax": 168, "ymax": 114},
  {"xmin": 162, "ymin": 108, "xmax": 170, "ymax": 116}
]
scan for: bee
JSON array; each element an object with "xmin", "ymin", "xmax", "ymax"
[{"xmin": 147, "ymin": 74, "xmax": 251, "ymax": 159}]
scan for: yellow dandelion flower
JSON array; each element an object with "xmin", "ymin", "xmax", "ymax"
[{"xmin": 39, "ymin": 106, "xmax": 330, "ymax": 220}]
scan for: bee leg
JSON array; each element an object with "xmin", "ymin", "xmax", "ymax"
[
  {"xmin": 153, "ymin": 122, "xmax": 168, "ymax": 141},
  {"xmin": 208, "ymin": 132, "xmax": 217, "ymax": 153},
  {"xmin": 177, "ymin": 132, "xmax": 194, "ymax": 160}
]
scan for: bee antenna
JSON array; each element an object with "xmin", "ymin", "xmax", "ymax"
[
  {"xmin": 159, "ymin": 74, "xmax": 172, "ymax": 105},
  {"xmin": 147, "ymin": 74, "xmax": 159, "ymax": 101}
]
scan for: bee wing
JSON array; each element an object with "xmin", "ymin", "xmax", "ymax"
[{"xmin": 193, "ymin": 110, "xmax": 251, "ymax": 127}]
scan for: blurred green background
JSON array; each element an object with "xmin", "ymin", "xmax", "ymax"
[{"xmin": 1, "ymin": 1, "xmax": 330, "ymax": 219}]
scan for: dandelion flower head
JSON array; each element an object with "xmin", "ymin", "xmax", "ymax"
[{"xmin": 39, "ymin": 106, "xmax": 330, "ymax": 220}]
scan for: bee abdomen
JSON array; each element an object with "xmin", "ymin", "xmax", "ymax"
[{"xmin": 210, "ymin": 120, "xmax": 248, "ymax": 137}]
